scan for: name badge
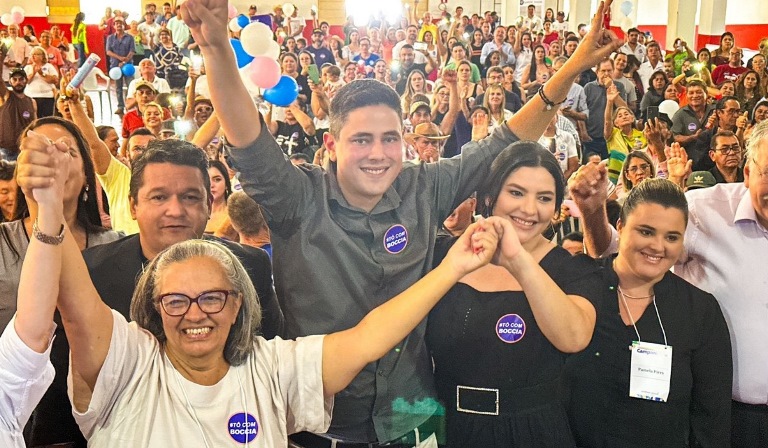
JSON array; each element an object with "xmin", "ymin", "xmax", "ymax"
[{"xmin": 629, "ymin": 341, "xmax": 672, "ymax": 402}]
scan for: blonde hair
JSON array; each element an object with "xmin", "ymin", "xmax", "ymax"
[{"xmin": 31, "ymin": 46, "xmax": 49, "ymax": 64}]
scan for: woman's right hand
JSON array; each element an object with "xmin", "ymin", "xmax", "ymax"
[
  {"xmin": 442, "ymin": 219, "xmax": 499, "ymax": 279},
  {"xmin": 17, "ymin": 130, "xmax": 72, "ymax": 209}
]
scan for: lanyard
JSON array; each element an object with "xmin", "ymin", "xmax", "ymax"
[{"xmin": 618, "ymin": 287, "xmax": 668, "ymax": 346}]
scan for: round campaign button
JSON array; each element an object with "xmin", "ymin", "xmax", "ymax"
[
  {"xmin": 496, "ymin": 314, "xmax": 526, "ymax": 344},
  {"xmin": 228, "ymin": 412, "xmax": 259, "ymax": 443},
  {"xmin": 687, "ymin": 122, "xmax": 697, "ymax": 132},
  {"xmin": 384, "ymin": 224, "xmax": 408, "ymax": 254}
]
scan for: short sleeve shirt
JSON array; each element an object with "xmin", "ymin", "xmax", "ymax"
[
  {"xmin": 73, "ymin": 311, "xmax": 331, "ymax": 446},
  {"xmin": 97, "ymin": 158, "xmax": 139, "ymax": 235}
]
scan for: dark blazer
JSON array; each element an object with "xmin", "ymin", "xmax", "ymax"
[{"xmin": 82, "ymin": 233, "xmax": 284, "ymax": 338}]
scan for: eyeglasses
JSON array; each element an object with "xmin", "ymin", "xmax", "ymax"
[
  {"xmin": 195, "ymin": 106, "xmax": 213, "ymax": 113},
  {"xmin": 155, "ymin": 289, "xmax": 237, "ymax": 316},
  {"xmin": 713, "ymin": 144, "xmax": 741, "ymax": 154},
  {"xmin": 626, "ymin": 163, "xmax": 651, "ymax": 173},
  {"xmin": 720, "ymin": 108, "xmax": 741, "ymax": 116},
  {"xmin": 752, "ymin": 158, "xmax": 768, "ymax": 184}
]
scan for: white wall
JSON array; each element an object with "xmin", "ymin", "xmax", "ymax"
[{"xmin": 725, "ymin": 1, "xmax": 768, "ymax": 25}]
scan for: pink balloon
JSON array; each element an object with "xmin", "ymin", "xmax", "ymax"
[
  {"xmin": 247, "ymin": 56, "xmax": 281, "ymax": 89},
  {"xmin": 228, "ymin": 4, "xmax": 238, "ymax": 19},
  {"xmin": 11, "ymin": 11, "xmax": 23, "ymax": 24}
]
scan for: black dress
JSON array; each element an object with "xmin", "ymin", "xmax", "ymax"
[
  {"xmin": 562, "ymin": 256, "xmax": 732, "ymax": 448},
  {"xmin": 427, "ymin": 242, "xmax": 603, "ymax": 448}
]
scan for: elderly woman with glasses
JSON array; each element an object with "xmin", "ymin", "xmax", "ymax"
[{"xmin": 14, "ymin": 136, "xmax": 509, "ymax": 446}]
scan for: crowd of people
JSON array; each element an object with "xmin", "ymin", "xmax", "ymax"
[{"xmin": 0, "ymin": 0, "xmax": 767, "ymax": 447}]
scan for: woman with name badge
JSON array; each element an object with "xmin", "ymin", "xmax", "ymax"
[
  {"xmin": 563, "ymin": 178, "xmax": 732, "ymax": 447},
  {"xmin": 15, "ymin": 134, "xmax": 504, "ymax": 447},
  {"xmin": 427, "ymin": 142, "xmax": 604, "ymax": 447}
]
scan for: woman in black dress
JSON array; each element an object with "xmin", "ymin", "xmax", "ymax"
[
  {"xmin": 564, "ymin": 176, "xmax": 732, "ymax": 447},
  {"xmin": 428, "ymin": 142, "xmax": 604, "ymax": 447}
]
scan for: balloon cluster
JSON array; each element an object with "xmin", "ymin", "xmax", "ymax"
[
  {"xmin": 226, "ymin": 3, "xmax": 297, "ymax": 107},
  {"xmin": 1, "ymin": 6, "xmax": 25, "ymax": 26},
  {"xmin": 109, "ymin": 64, "xmax": 136, "ymax": 80},
  {"xmin": 617, "ymin": 1, "xmax": 635, "ymax": 32}
]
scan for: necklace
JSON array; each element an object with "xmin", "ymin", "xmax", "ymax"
[{"xmin": 617, "ymin": 286, "xmax": 654, "ymax": 300}]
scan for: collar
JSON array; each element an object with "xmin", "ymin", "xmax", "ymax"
[{"xmin": 734, "ymin": 186, "xmax": 761, "ymax": 226}]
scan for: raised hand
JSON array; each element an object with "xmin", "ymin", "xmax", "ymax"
[
  {"xmin": 485, "ymin": 216, "xmax": 523, "ymax": 266},
  {"xmin": 569, "ymin": 0, "xmax": 622, "ymax": 72},
  {"xmin": 736, "ymin": 111, "xmax": 749, "ymax": 130},
  {"xmin": 643, "ymin": 117, "xmax": 666, "ymax": 156},
  {"xmin": 443, "ymin": 219, "xmax": 499, "ymax": 278},
  {"xmin": 17, "ymin": 130, "xmax": 72, "ymax": 209},
  {"xmin": 180, "ymin": 0, "xmax": 229, "ymax": 49},
  {"xmin": 441, "ymin": 68, "xmax": 457, "ymax": 86},
  {"xmin": 665, "ymin": 143, "xmax": 692, "ymax": 183},
  {"xmin": 471, "ymin": 111, "xmax": 490, "ymax": 141},
  {"xmin": 606, "ymin": 84, "xmax": 619, "ymax": 103},
  {"xmin": 568, "ymin": 161, "xmax": 608, "ymax": 215}
]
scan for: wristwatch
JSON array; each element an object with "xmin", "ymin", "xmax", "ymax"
[{"xmin": 33, "ymin": 219, "xmax": 65, "ymax": 245}]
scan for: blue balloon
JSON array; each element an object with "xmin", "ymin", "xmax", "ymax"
[
  {"xmin": 230, "ymin": 38, "xmax": 254, "ymax": 68},
  {"xmin": 109, "ymin": 66, "xmax": 123, "ymax": 80},
  {"xmin": 620, "ymin": 1, "xmax": 633, "ymax": 16},
  {"xmin": 121, "ymin": 63, "xmax": 136, "ymax": 77},
  {"xmin": 263, "ymin": 75, "xmax": 299, "ymax": 107},
  {"xmin": 237, "ymin": 14, "xmax": 250, "ymax": 28}
]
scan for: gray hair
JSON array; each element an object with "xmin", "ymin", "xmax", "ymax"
[
  {"xmin": 130, "ymin": 240, "xmax": 261, "ymax": 366},
  {"xmin": 746, "ymin": 120, "xmax": 768, "ymax": 162}
]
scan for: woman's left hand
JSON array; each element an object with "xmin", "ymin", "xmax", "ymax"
[{"xmin": 486, "ymin": 216, "xmax": 524, "ymax": 267}]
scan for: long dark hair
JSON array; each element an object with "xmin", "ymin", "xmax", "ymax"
[
  {"xmin": 208, "ymin": 159, "xmax": 232, "ymax": 202},
  {"xmin": 479, "ymin": 141, "xmax": 565, "ymax": 217},
  {"xmin": 73, "ymin": 12, "xmax": 85, "ymax": 30},
  {"xmin": 2, "ymin": 117, "xmax": 105, "ymax": 261},
  {"xmin": 528, "ymin": 45, "xmax": 546, "ymax": 83}
]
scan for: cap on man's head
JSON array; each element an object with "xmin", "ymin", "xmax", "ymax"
[
  {"xmin": 113, "ymin": 16, "xmax": 126, "ymax": 23},
  {"xmin": 409, "ymin": 101, "xmax": 431, "ymax": 116},
  {"xmin": 312, "ymin": 28, "xmax": 324, "ymax": 35},
  {"xmin": 134, "ymin": 80, "xmax": 158, "ymax": 94},
  {"xmin": 404, "ymin": 122, "xmax": 451, "ymax": 145},
  {"xmin": 686, "ymin": 171, "xmax": 717, "ymax": 190},
  {"xmin": 8, "ymin": 67, "xmax": 26, "ymax": 79}
]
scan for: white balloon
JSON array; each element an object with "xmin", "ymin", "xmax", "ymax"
[
  {"xmin": 283, "ymin": 3, "xmax": 295, "ymax": 17},
  {"xmin": 620, "ymin": 16, "xmax": 634, "ymax": 32},
  {"xmin": 264, "ymin": 40, "xmax": 281, "ymax": 60},
  {"xmin": 241, "ymin": 22, "xmax": 275, "ymax": 57},
  {"xmin": 228, "ymin": 17, "xmax": 242, "ymax": 32},
  {"xmin": 0, "ymin": 13, "xmax": 11, "ymax": 26},
  {"xmin": 658, "ymin": 100, "xmax": 680, "ymax": 119},
  {"xmin": 10, "ymin": 6, "xmax": 24, "ymax": 15}
]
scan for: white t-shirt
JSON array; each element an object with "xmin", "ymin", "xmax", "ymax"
[
  {"xmin": 538, "ymin": 130, "xmax": 578, "ymax": 173},
  {"xmin": 0, "ymin": 316, "xmax": 55, "ymax": 448},
  {"xmin": 23, "ymin": 63, "xmax": 59, "ymax": 98},
  {"xmin": 288, "ymin": 16, "xmax": 305, "ymax": 37},
  {"xmin": 138, "ymin": 22, "xmax": 162, "ymax": 46},
  {"xmin": 72, "ymin": 311, "xmax": 331, "ymax": 447}
]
